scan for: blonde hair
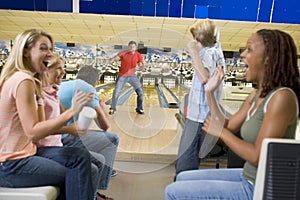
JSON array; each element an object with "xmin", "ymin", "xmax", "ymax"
[
  {"xmin": 43, "ymin": 53, "xmax": 65, "ymax": 86},
  {"xmin": 48, "ymin": 53, "xmax": 64, "ymax": 69},
  {"xmin": 190, "ymin": 19, "xmax": 217, "ymax": 47},
  {"xmin": 0, "ymin": 29, "xmax": 53, "ymax": 98}
]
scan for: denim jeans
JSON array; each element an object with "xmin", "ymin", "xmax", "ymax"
[
  {"xmin": 62, "ymin": 130, "xmax": 119, "ymax": 190},
  {"xmin": 82, "ymin": 130, "xmax": 119, "ymax": 190},
  {"xmin": 175, "ymin": 118, "xmax": 203, "ymax": 176},
  {"xmin": 110, "ymin": 75, "xmax": 144, "ymax": 111},
  {"xmin": 89, "ymin": 151, "xmax": 105, "ymax": 190},
  {"xmin": 165, "ymin": 168, "xmax": 254, "ymax": 199},
  {"xmin": 0, "ymin": 146, "xmax": 94, "ymax": 200}
]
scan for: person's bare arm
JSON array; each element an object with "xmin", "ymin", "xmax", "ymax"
[
  {"xmin": 59, "ymin": 103, "xmax": 65, "ymax": 114},
  {"xmin": 108, "ymin": 55, "xmax": 120, "ymax": 65},
  {"xmin": 138, "ymin": 61, "xmax": 145, "ymax": 71},
  {"xmin": 204, "ymin": 67, "xmax": 254, "ymax": 133},
  {"xmin": 17, "ymin": 80, "xmax": 92, "ymax": 142},
  {"xmin": 94, "ymin": 100, "xmax": 110, "ymax": 131},
  {"xmin": 204, "ymin": 89, "xmax": 298, "ymax": 166},
  {"xmin": 204, "ymin": 67, "xmax": 227, "ymax": 124},
  {"xmin": 37, "ymin": 104, "xmax": 45, "ymax": 122},
  {"xmin": 187, "ymin": 39, "xmax": 210, "ymax": 84}
]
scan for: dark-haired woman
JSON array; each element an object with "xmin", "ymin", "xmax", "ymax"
[{"xmin": 165, "ymin": 29, "xmax": 300, "ymax": 199}]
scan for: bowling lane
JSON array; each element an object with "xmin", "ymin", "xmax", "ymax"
[
  {"xmin": 96, "ymin": 83, "xmax": 115, "ymax": 103},
  {"xmin": 96, "ymin": 79, "xmax": 190, "ymax": 109},
  {"xmin": 165, "ymin": 85, "xmax": 190, "ymax": 105},
  {"xmin": 122, "ymin": 84, "xmax": 190, "ymax": 109},
  {"xmin": 108, "ymin": 84, "xmax": 180, "ymax": 154},
  {"xmin": 104, "ymin": 83, "xmax": 188, "ymax": 155},
  {"xmin": 112, "ymin": 85, "xmax": 160, "ymax": 109},
  {"xmin": 140, "ymin": 86, "xmax": 161, "ymax": 107},
  {"xmin": 96, "ymin": 82, "xmax": 131, "ymax": 104}
]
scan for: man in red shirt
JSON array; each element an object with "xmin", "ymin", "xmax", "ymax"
[{"xmin": 108, "ymin": 41, "xmax": 145, "ymax": 115}]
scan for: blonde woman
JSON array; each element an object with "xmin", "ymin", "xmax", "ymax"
[
  {"xmin": 0, "ymin": 29, "xmax": 94, "ymax": 200},
  {"xmin": 40, "ymin": 54, "xmax": 115, "ymax": 200}
]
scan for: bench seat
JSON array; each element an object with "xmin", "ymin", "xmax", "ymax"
[{"xmin": 0, "ymin": 186, "xmax": 59, "ymax": 200}]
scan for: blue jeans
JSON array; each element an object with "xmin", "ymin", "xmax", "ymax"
[
  {"xmin": 110, "ymin": 75, "xmax": 144, "ymax": 111},
  {"xmin": 165, "ymin": 168, "xmax": 254, "ymax": 199},
  {"xmin": 89, "ymin": 151, "xmax": 105, "ymax": 190},
  {"xmin": 175, "ymin": 118, "xmax": 203, "ymax": 176},
  {"xmin": 0, "ymin": 146, "xmax": 94, "ymax": 200},
  {"xmin": 62, "ymin": 130, "xmax": 119, "ymax": 190},
  {"xmin": 81, "ymin": 130, "xmax": 119, "ymax": 190}
]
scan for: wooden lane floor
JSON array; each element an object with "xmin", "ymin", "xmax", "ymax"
[
  {"xmin": 96, "ymin": 82, "xmax": 130, "ymax": 103},
  {"xmin": 97, "ymin": 84, "xmax": 115, "ymax": 102},
  {"xmin": 167, "ymin": 85, "xmax": 190, "ymax": 103},
  {"xmin": 91, "ymin": 85, "xmax": 183, "ymax": 164},
  {"xmin": 91, "ymin": 84, "xmax": 231, "ymax": 170}
]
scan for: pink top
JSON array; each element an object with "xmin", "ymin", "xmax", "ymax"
[
  {"xmin": 35, "ymin": 84, "xmax": 63, "ymax": 147},
  {"xmin": 0, "ymin": 72, "xmax": 37, "ymax": 162}
]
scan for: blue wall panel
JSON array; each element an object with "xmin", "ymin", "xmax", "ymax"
[
  {"xmin": 182, "ymin": 0, "xmax": 195, "ymax": 18},
  {"xmin": 129, "ymin": 0, "xmax": 155, "ymax": 16},
  {"xmin": 0, "ymin": 0, "xmax": 34, "ymax": 10},
  {"xmin": 80, "ymin": 0, "xmax": 106, "ymax": 14},
  {"xmin": 221, "ymin": 0, "xmax": 258, "ymax": 21},
  {"xmin": 208, "ymin": 6, "xmax": 221, "ymax": 19},
  {"xmin": 156, "ymin": 0, "xmax": 168, "ymax": 17},
  {"xmin": 113, "ymin": 0, "xmax": 130, "ymax": 15},
  {"xmin": 197, "ymin": 0, "xmax": 222, "ymax": 7},
  {"xmin": 197, "ymin": 0, "xmax": 209, "ymax": 6},
  {"xmin": 80, "ymin": 0, "xmax": 129, "ymax": 15},
  {"xmin": 193, "ymin": 0, "xmax": 222, "ymax": 19},
  {"xmin": 34, "ymin": 0, "xmax": 47, "ymax": 11},
  {"xmin": 142, "ymin": 0, "xmax": 155, "ymax": 16},
  {"xmin": 169, "ymin": 0, "xmax": 181, "ymax": 17},
  {"xmin": 48, "ymin": 0, "xmax": 72, "ymax": 12},
  {"xmin": 1, "ymin": 0, "xmax": 300, "ymax": 24},
  {"xmin": 194, "ymin": 0, "xmax": 202, "ymax": 5},
  {"xmin": 130, "ymin": 0, "xmax": 143, "ymax": 16},
  {"xmin": 256, "ymin": 0, "xmax": 272, "ymax": 22},
  {"xmin": 100, "ymin": 0, "xmax": 129, "ymax": 15},
  {"xmin": 272, "ymin": 0, "xmax": 300, "ymax": 24},
  {"xmin": 195, "ymin": 6, "xmax": 208, "ymax": 19},
  {"xmin": 0, "ymin": 0, "xmax": 70, "ymax": 12}
]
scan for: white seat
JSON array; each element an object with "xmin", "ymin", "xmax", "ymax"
[
  {"xmin": 0, "ymin": 186, "xmax": 60, "ymax": 200},
  {"xmin": 295, "ymin": 120, "xmax": 300, "ymax": 140},
  {"xmin": 253, "ymin": 138, "xmax": 300, "ymax": 200}
]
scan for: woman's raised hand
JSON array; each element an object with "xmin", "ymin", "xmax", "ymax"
[
  {"xmin": 71, "ymin": 90, "xmax": 93, "ymax": 116},
  {"xmin": 205, "ymin": 66, "xmax": 225, "ymax": 92}
]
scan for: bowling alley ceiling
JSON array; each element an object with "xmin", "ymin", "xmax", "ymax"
[{"xmin": 1, "ymin": 9, "xmax": 300, "ymax": 52}]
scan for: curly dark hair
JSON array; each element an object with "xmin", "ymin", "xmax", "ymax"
[{"xmin": 257, "ymin": 29, "xmax": 300, "ymax": 115}]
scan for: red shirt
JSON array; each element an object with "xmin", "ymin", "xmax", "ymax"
[{"xmin": 118, "ymin": 50, "xmax": 143, "ymax": 76}]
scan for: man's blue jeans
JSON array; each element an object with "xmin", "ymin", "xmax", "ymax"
[
  {"xmin": 0, "ymin": 146, "xmax": 94, "ymax": 200},
  {"xmin": 81, "ymin": 130, "xmax": 119, "ymax": 190},
  {"xmin": 110, "ymin": 75, "xmax": 144, "ymax": 111},
  {"xmin": 175, "ymin": 118, "xmax": 203, "ymax": 176},
  {"xmin": 62, "ymin": 130, "xmax": 119, "ymax": 190},
  {"xmin": 165, "ymin": 168, "xmax": 254, "ymax": 199}
]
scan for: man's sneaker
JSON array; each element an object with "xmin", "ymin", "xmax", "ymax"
[
  {"xmin": 136, "ymin": 109, "xmax": 144, "ymax": 115},
  {"xmin": 109, "ymin": 109, "xmax": 115, "ymax": 115},
  {"xmin": 111, "ymin": 169, "xmax": 118, "ymax": 177}
]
